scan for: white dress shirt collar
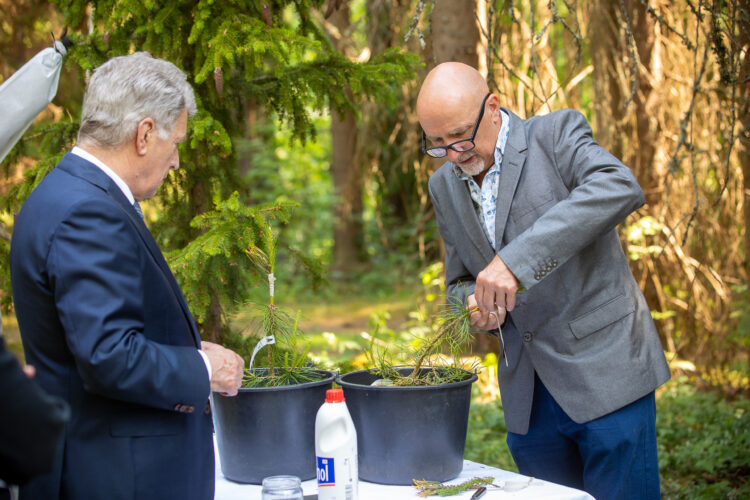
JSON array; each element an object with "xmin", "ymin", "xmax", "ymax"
[{"xmin": 71, "ymin": 146, "xmax": 135, "ymax": 205}]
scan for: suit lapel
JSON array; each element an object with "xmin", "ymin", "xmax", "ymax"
[
  {"xmin": 494, "ymin": 110, "xmax": 528, "ymax": 249},
  {"xmin": 447, "ymin": 173, "xmax": 495, "ymax": 263},
  {"xmin": 58, "ymin": 154, "xmax": 202, "ymax": 347},
  {"xmin": 109, "ymin": 189, "xmax": 202, "ymax": 347}
]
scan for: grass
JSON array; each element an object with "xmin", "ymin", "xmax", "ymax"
[{"xmin": 233, "ymin": 292, "xmax": 416, "ymax": 338}]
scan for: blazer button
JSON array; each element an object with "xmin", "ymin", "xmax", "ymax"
[
  {"xmin": 173, "ymin": 404, "xmax": 182, "ymax": 412},
  {"xmin": 185, "ymin": 405, "xmax": 195, "ymax": 414},
  {"xmin": 204, "ymin": 403, "xmax": 211, "ymax": 415},
  {"xmin": 523, "ymin": 331, "xmax": 533, "ymax": 343}
]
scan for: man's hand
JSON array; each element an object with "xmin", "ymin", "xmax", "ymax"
[
  {"xmin": 475, "ymin": 255, "xmax": 520, "ymax": 314},
  {"xmin": 467, "ymin": 294, "xmax": 507, "ymax": 330},
  {"xmin": 201, "ymin": 341, "xmax": 244, "ymax": 396}
]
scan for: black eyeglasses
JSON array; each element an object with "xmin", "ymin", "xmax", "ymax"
[{"xmin": 422, "ymin": 93, "xmax": 491, "ymax": 158}]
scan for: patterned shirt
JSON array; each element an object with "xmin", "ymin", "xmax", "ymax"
[{"xmin": 453, "ymin": 109, "xmax": 511, "ymax": 250}]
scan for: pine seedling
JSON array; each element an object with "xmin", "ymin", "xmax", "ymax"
[
  {"xmin": 368, "ymin": 297, "xmax": 476, "ymax": 386},
  {"xmin": 241, "ymin": 225, "xmax": 322, "ymax": 388}
]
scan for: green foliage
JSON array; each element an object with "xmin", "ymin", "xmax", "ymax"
[
  {"xmin": 729, "ymin": 284, "xmax": 750, "ymax": 351},
  {"xmin": 232, "ymin": 114, "xmax": 334, "ymax": 295},
  {"xmin": 165, "ymin": 192, "xmax": 316, "ymax": 325},
  {"xmin": 1, "ymin": 0, "xmax": 418, "ymax": 341},
  {"xmin": 464, "ymin": 389, "xmax": 517, "ymax": 472},
  {"xmin": 0, "ymin": 237, "xmax": 10, "ymax": 312},
  {"xmin": 657, "ymin": 377, "xmax": 750, "ymax": 498}
]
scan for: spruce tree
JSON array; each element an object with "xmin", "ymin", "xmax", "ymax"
[{"xmin": 0, "ymin": 0, "xmax": 418, "ymax": 344}]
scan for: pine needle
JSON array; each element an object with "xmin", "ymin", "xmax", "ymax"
[
  {"xmin": 366, "ymin": 297, "xmax": 476, "ymax": 386},
  {"xmin": 413, "ymin": 477, "xmax": 494, "ymax": 497}
]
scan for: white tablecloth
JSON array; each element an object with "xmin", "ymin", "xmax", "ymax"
[{"xmin": 214, "ymin": 439, "xmax": 595, "ymax": 500}]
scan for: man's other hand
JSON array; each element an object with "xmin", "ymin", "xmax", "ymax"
[
  {"xmin": 468, "ymin": 294, "xmax": 506, "ymax": 330},
  {"xmin": 202, "ymin": 341, "xmax": 244, "ymax": 396},
  {"xmin": 475, "ymin": 255, "xmax": 519, "ymax": 314}
]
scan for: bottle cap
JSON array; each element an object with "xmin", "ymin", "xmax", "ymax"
[{"xmin": 325, "ymin": 388, "xmax": 345, "ymax": 403}]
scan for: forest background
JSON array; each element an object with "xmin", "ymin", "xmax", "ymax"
[{"xmin": 1, "ymin": 0, "xmax": 748, "ymax": 497}]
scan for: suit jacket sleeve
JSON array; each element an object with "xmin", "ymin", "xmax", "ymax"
[
  {"xmin": 498, "ymin": 110, "xmax": 645, "ymax": 289},
  {"xmin": 0, "ymin": 335, "xmax": 69, "ymax": 485},
  {"xmin": 47, "ymin": 198, "xmax": 210, "ymax": 410}
]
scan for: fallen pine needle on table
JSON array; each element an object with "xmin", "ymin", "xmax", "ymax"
[{"xmin": 413, "ymin": 476, "xmax": 495, "ymax": 497}]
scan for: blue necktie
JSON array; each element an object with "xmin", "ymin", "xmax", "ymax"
[{"xmin": 133, "ymin": 201, "xmax": 144, "ymax": 220}]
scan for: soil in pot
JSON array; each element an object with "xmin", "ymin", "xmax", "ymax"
[
  {"xmin": 336, "ymin": 367, "xmax": 477, "ymax": 485},
  {"xmin": 212, "ymin": 368, "xmax": 335, "ymax": 484}
]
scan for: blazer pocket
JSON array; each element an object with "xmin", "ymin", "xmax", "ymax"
[
  {"xmin": 568, "ymin": 294, "xmax": 635, "ymax": 340},
  {"xmin": 110, "ymin": 410, "xmax": 183, "ymax": 437}
]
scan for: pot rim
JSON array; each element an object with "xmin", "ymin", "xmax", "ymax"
[
  {"xmin": 227, "ymin": 368, "xmax": 336, "ymax": 393},
  {"xmin": 336, "ymin": 366, "xmax": 478, "ymax": 391}
]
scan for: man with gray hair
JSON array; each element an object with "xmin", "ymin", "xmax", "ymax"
[{"xmin": 10, "ymin": 52, "xmax": 244, "ymax": 500}]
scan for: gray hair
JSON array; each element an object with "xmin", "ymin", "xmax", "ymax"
[{"xmin": 78, "ymin": 52, "xmax": 197, "ymax": 148}]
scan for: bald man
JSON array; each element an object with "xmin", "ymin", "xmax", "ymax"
[{"xmin": 418, "ymin": 62, "xmax": 669, "ymax": 499}]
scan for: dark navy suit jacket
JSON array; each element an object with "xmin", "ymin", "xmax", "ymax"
[{"xmin": 10, "ymin": 153, "xmax": 214, "ymax": 499}]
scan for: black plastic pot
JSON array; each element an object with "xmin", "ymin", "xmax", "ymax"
[
  {"xmin": 336, "ymin": 367, "xmax": 477, "ymax": 485},
  {"xmin": 212, "ymin": 368, "xmax": 335, "ymax": 484}
]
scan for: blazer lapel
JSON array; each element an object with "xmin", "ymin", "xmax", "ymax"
[
  {"xmin": 447, "ymin": 171, "xmax": 495, "ymax": 263},
  {"xmin": 494, "ymin": 110, "xmax": 528, "ymax": 249},
  {"xmin": 109, "ymin": 189, "xmax": 202, "ymax": 347}
]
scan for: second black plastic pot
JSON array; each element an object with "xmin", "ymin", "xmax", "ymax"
[
  {"xmin": 212, "ymin": 368, "xmax": 335, "ymax": 484},
  {"xmin": 336, "ymin": 367, "xmax": 477, "ymax": 485}
]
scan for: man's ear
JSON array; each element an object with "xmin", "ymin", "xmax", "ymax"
[
  {"xmin": 488, "ymin": 94, "xmax": 501, "ymax": 125},
  {"xmin": 135, "ymin": 117, "xmax": 156, "ymax": 156}
]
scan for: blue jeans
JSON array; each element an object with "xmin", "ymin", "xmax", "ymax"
[{"xmin": 506, "ymin": 373, "xmax": 660, "ymax": 500}]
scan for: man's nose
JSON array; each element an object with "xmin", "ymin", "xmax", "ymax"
[{"xmin": 446, "ymin": 148, "xmax": 462, "ymax": 163}]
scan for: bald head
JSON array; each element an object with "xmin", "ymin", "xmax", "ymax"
[
  {"xmin": 417, "ymin": 63, "xmax": 501, "ymax": 177},
  {"xmin": 417, "ymin": 62, "xmax": 489, "ymax": 121}
]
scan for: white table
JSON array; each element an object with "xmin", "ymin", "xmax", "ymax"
[{"xmin": 214, "ymin": 439, "xmax": 595, "ymax": 500}]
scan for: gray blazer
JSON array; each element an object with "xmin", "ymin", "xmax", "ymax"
[{"xmin": 428, "ymin": 108, "xmax": 670, "ymax": 434}]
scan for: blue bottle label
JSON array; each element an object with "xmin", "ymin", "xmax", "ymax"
[{"xmin": 316, "ymin": 456, "xmax": 336, "ymax": 487}]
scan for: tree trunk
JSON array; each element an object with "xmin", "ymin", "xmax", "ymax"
[
  {"xmin": 627, "ymin": 0, "xmax": 663, "ymax": 208},
  {"xmin": 329, "ymin": 5, "xmax": 365, "ymax": 273},
  {"xmin": 590, "ymin": 0, "xmax": 663, "ymax": 205},
  {"xmin": 191, "ymin": 172, "xmax": 224, "ymax": 344},
  {"xmin": 430, "ymin": 0, "xmax": 486, "ymax": 72},
  {"xmin": 590, "ymin": 0, "xmax": 624, "ymax": 158},
  {"xmin": 738, "ymin": 0, "xmax": 750, "ymax": 286}
]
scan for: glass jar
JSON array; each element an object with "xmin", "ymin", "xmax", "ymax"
[{"xmin": 261, "ymin": 475, "xmax": 304, "ymax": 500}]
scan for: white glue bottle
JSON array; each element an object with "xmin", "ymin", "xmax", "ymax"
[{"xmin": 315, "ymin": 388, "xmax": 358, "ymax": 500}]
